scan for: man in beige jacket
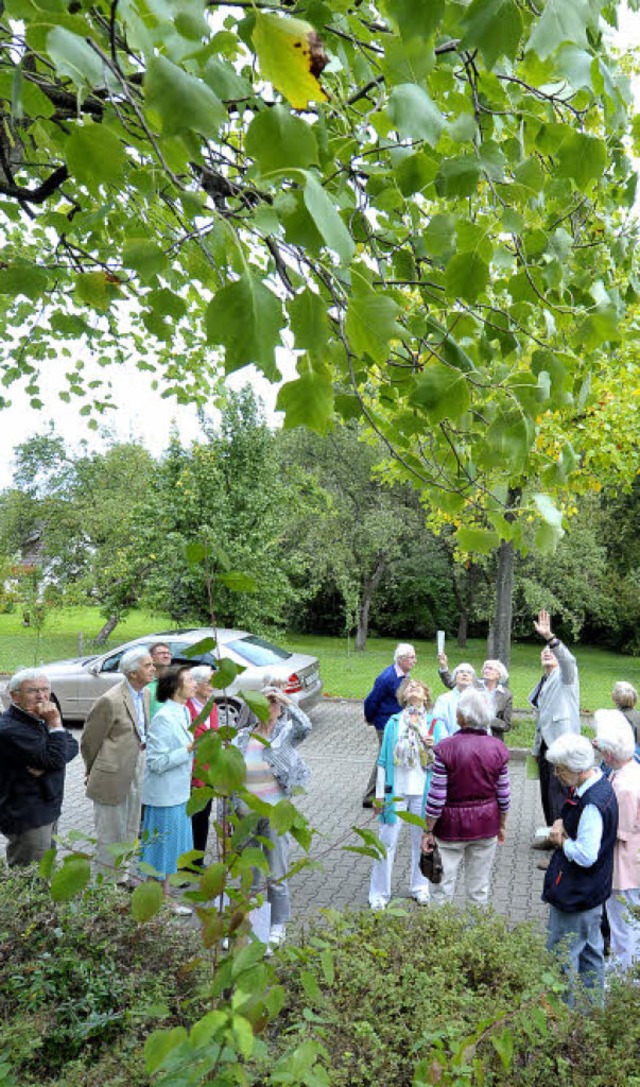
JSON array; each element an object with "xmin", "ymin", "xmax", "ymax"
[{"xmin": 81, "ymin": 646, "xmax": 155, "ymax": 877}]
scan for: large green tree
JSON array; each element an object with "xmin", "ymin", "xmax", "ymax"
[{"xmin": 1, "ymin": 0, "xmax": 639, "ymax": 629}]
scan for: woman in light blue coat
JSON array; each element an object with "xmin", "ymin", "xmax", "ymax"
[
  {"xmin": 140, "ymin": 665, "xmax": 195, "ymax": 914},
  {"xmin": 369, "ymin": 678, "xmax": 447, "ymax": 911}
]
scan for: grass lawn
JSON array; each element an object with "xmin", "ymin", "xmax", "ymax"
[{"xmin": 0, "ymin": 610, "xmax": 637, "ymax": 748}]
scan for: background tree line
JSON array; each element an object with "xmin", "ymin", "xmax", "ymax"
[{"xmin": 0, "ymin": 387, "xmax": 637, "ymax": 655}]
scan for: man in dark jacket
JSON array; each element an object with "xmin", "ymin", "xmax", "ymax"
[
  {"xmin": 362, "ymin": 643, "xmax": 416, "ymax": 807},
  {"xmin": 0, "ymin": 669, "xmax": 78, "ymax": 866},
  {"xmin": 542, "ymin": 733, "xmax": 618, "ymax": 1007}
]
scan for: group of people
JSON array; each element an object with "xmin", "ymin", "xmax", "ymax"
[
  {"xmin": 364, "ymin": 611, "xmax": 640, "ymax": 1005},
  {"xmin": 0, "ymin": 640, "xmax": 311, "ymax": 947},
  {"xmin": 1, "ymin": 614, "xmax": 639, "ymax": 994}
]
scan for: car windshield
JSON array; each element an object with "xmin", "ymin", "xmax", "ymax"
[{"xmin": 225, "ymin": 636, "xmax": 291, "ymax": 666}]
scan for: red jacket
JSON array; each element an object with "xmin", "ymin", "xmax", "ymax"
[{"xmin": 186, "ymin": 698, "xmax": 218, "ymax": 790}]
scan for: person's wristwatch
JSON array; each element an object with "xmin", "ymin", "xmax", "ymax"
[{"xmin": 546, "ymin": 637, "xmax": 560, "ymax": 648}]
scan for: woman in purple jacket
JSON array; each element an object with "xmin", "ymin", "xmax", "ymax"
[{"xmin": 421, "ymin": 687, "xmax": 510, "ymax": 906}]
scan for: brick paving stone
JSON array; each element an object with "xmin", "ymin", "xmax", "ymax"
[{"xmin": 0, "ymin": 699, "xmax": 549, "ymax": 930}]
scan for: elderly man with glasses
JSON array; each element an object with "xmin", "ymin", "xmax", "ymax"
[
  {"xmin": 362, "ymin": 643, "xmax": 417, "ymax": 808},
  {"xmin": 542, "ymin": 733, "xmax": 618, "ymax": 1007},
  {"xmin": 0, "ymin": 669, "xmax": 79, "ymax": 866}
]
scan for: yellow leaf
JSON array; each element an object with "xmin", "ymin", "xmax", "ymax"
[{"xmin": 252, "ymin": 13, "xmax": 328, "ymax": 110}]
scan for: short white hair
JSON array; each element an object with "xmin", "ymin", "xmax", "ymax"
[
  {"xmin": 189, "ymin": 664, "xmax": 214, "ymax": 685},
  {"xmin": 545, "ymin": 733, "xmax": 594, "ymax": 773},
  {"xmin": 452, "ymin": 662, "xmax": 475, "ymax": 682},
  {"xmin": 457, "ymin": 688, "xmax": 490, "ymax": 729},
  {"xmin": 8, "ymin": 668, "xmax": 50, "ymax": 693},
  {"xmin": 612, "ymin": 681, "xmax": 637, "ymax": 710},
  {"xmin": 394, "ymin": 643, "xmax": 415, "ymax": 663},
  {"xmin": 120, "ymin": 646, "xmax": 152, "ymax": 676},
  {"xmin": 483, "ymin": 659, "xmax": 509, "ymax": 684},
  {"xmin": 594, "ymin": 709, "xmax": 635, "ymax": 763}
]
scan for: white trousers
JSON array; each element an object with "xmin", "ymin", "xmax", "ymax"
[
  {"xmin": 369, "ymin": 794, "xmax": 431, "ymax": 905},
  {"xmin": 607, "ymin": 888, "xmax": 640, "ymax": 971},
  {"xmin": 431, "ymin": 836, "xmax": 498, "ymax": 907},
  {"xmin": 93, "ymin": 751, "xmax": 145, "ymax": 879}
]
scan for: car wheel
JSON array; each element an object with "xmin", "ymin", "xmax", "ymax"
[{"xmin": 215, "ymin": 698, "xmax": 243, "ymax": 729}]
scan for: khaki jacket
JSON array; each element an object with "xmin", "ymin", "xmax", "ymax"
[{"xmin": 81, "ymin": 680, "xmax": 149, "ymax": 805}]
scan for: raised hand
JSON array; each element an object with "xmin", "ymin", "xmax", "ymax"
[{"xmin": 533, "ymin": 609, "xmax": 552, "ymax": 641}]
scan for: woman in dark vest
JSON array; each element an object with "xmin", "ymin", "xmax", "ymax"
[{"xmin": 422, "ymin": 687, "xmax": 510, "ymax": 905}]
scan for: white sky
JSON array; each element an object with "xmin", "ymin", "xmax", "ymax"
[{"xmin": 0, "ymin": 6, "xmax": 638, "ymax": 487}]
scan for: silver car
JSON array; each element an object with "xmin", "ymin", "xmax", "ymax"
[{"xmin": 33, "ymin": 628, "xmax": 323, "ymax": 726}]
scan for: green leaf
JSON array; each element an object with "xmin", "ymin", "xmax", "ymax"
[
  {"xmin": 75, "ymin": 271, "xmax": 122, "ymax": 312},
  {"xmin": 0, "ymin": 264, "xmax": 49, "ymax": 300},
  {"xmin": 385, "ymin": 0, "xmax": 444, "ymax": 41},
  {"xmin": 486, "ymin": 412, "xmax": 534, "ymax": 471},
  {"xmin": 207, "ymin": 744, "xmax": 247, "ymax": 794},
  {"xmin": 46, "ymin": 27, "xmax": 111, "ymax": 91},
  {"xmin": 455, "ymin": 527, "xmax": 501, "ymax": 554},
  {"xmin": 411, "ymin": 364, "xmax": 470, "ymax": 423},
  {"xmin": 210, "ymin": 656, "xmax": 246, "ymax": 688},
  {"xmin": 66, "ymin": 123, "xmax": 125, "ymax": 185},
  {"xmin": 131, "ymin": 879, "xmax": 164, "ymax": 921},
  {"xmin": 145, "ymin": 56, "xmax": 225, "ymax": 137},
  {"xmin": 144, "ymin": 1027, "xmax": 188, "ymax": 1075},
  {"xmin": 232, "ymin": 1014, "xmax": 255, "ymax": 1059},
  {"xmin": 288, "ymin": 289, "xmax": 330, "ymax": 353},
  {"xmin": 435, "ymin": 156, "xmax": 481, "ymax": 198},
  {"xmin": 526, "ymin": 0, "xmax": 591, "ymax": 60},
  {"xmin": 445, "ymin": 252, "xmax": 489, "ymax": 303},
  {"xmin": 246, "ymin": 106, "xmax": 318, "ymax": 173},
  {"xmin": 200, "ymin": 862, "xmax": 226, "ymax": 900},
  {"xmin": 345, "ymin": 289, "xmax": 403, "ymax": 364},
  {"xmin": 387, "ymin": 84, "xmax": 444, "ymax": 146},
  {"xmin": 462, "ymin": 0, "xmax": 523, "ymax": 68},
  {"xmin": 216, "ymin": 571, "xmax": 258, "ymax": 592},
  {"xmin": 50, "ymin": 856, "xmax": 91, "ymax": 902},
  {"xmin": 532, "ymin": 492, "xmax": 564, "ymax": 529},
  {"xmin": 252, "ymin": 12, "xmax": 328, "ymax": 109},
  {"xmin": 302, "ymin": 173, "xmax": 355, "ymax": 264},
  {"xmin": 301, "ymin": 970, "xmax": 323, "ymax": 1003},
  {"xmin": 556, "ymin": 133, "xmax": 607, "ymax": 189},
  {"xmin": 422, "ymin": 214, "xmax": 455, "ymax": 258},
  {"xmin": 239, "ymin": 688, "xmax": 270, "ymax": 723},
  {"xmin": 277, "ymin": 370, "xmax": 335, "ymax": 433},
  {"xmin": 123, "ymin": 238, "xmax": 168, "ymax": 280},
  {"xmin": 206, "ymin": 275, "xmax": 283, "ymax": 379}
]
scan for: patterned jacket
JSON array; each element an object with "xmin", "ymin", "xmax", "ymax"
[{"xmin": 235, "ymin": 703, "xmax": 312, "ymax": 795}]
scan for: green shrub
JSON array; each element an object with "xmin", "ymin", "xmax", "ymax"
[
  {"xmin": 0, "ymin": 867, "xmax": 208, "ymax": 1087},
  {"xmin": 248, "ymin": 906, "xmax": 640, "ymax": 1087}
]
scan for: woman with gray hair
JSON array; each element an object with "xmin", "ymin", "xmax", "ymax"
[
  {"xmin": 611, "ymin": 682, "xmax": 640, "ymax": 749},
  {"xmin": 422, "ymin": 687, "xmax": 510, "ymax": 906},
  {"xmin": 186, "ymin": 665, "xmax": 219, "ymax": 864},
  {"xmin": 481, "ymin": 660, "xmax": 513, "ymax": 737},
  {"xmin": 541, "ymin": 732, "xmax": 618, "ymax": 1005},
  {"xmin": 432, "ymin": 662, "xmax": 476, "ymax": 736},
  {"xmin": 593, "ymin": 709, "xmax": 640, "ymax": 971}
]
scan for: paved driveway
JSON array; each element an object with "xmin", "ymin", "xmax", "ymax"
[{"xmin": 0, "ymin": 700, "xmax": 549, "ymax": 928}]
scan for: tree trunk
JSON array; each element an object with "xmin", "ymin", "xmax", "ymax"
[
  {"xmin": 94, "ymin": 614, "xmax": 121, "ymax": 645},
  {"xmin": 491, "ymin": 540, "xmax": 514, "ymax": 666},
  {"xmin": 457, "ymin": 611, "xmax": 468, "ymax": 648},
  {"xmin": 355, "ymin": 554, "xmax": 387, "ymax": 651},
  {"xmin": 490, "ymin": 489, "xmax": 521, "ymax": 666}
]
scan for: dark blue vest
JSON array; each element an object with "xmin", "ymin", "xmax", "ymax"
[{"xmin": 542, "ymin": 774, "xmax": 618, "ymax": 913}]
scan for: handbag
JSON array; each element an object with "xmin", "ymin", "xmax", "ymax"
[{"xmin": 419, "ymin": 841, "xmax": 444, "ymax": 884}]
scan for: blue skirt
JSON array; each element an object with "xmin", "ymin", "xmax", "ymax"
[{"xmin": 140, "ymin": 802, "xmax": 193, "ymax": 879}]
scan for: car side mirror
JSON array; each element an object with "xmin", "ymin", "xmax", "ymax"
[{"xmin": 87, "ymin": 663, "xmax": 100, "ymax": 675}]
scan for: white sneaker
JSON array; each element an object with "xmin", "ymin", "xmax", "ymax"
[
  {"xmin": 269, "ymin": 923, "xmax": 287, "ymax": 947},
  {"xmin": 370, "ymin": 897, "xmax": 387, "ymax": 911},
  {"xmin": 412, "ymin": 890, "xmax": 430, "ymax": 906},
  {"xmin": 169, "ymin": 902, "xmax": 192, "ymax": 917}
]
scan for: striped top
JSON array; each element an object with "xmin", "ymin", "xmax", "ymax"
[
  {"xmin": 425, "ymin": 753, "xmax": 511, "ymax": 823},
  {"xmin": 244, "ymin": 736, "xmax": 285, "ymax": 805}
]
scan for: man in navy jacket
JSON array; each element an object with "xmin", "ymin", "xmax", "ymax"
[
  {"xmin": 0, "ymin": 669, "xmax": 78, "ymax": 866},
  {"xmin": 362, "ymin": 643, "xmax": 416, "ymax": 807}
]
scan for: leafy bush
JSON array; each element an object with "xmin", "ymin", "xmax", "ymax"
[
  {"xmin": 248, "ymin": 906, "xmax": 640, "ymax": 1087},
  {"xmin": 0, "ymin": 866, "xmax": 207, "ymax": 1087}
]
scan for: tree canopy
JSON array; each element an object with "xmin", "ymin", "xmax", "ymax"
[{"xmin": 1, "ymin": 0, "xmax": 639, "ymax": 554}]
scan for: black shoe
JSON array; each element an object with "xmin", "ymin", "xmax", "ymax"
[{"xmin": 362, "ymin": 797, "xmax": 374, "ymax": 809}]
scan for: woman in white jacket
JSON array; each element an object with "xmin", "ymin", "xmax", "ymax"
[{"xmin": 140, "ymin": 665, "xmax": 195, "ymax": 914}]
